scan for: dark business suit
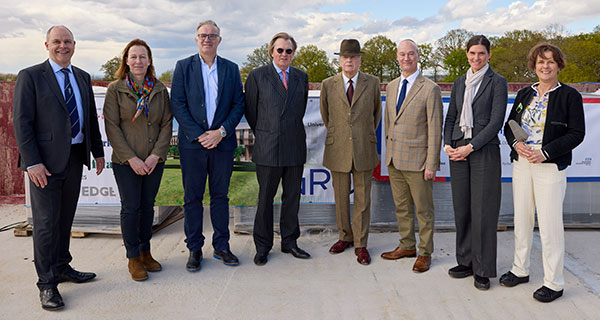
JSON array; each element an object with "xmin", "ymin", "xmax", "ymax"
[
  {"xmin": 13, "ymin": 59, "xmax": 104, "ymax": 290},
  {"xmin": 170, "ymin": 54, "xmax": 245, "ymax": 252},
  {"xmin": 443, "ymin": 67, "xmax": 507, "ymax": 277},
  {"xmin": 244, "ymin": 63, "xmax": 308, "ymax": 253}
]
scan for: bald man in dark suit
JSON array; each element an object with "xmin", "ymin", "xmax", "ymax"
[{"xmin": 13, "ymin": 25, "xmax": 105, "ymax": 311}]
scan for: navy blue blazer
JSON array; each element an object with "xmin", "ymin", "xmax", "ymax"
[
  {"xmin": 170, "ymin": 54, "xmax": 245, "ymax": 151},
  {"xmin": 13, "ymin": 59, "xmax": 104, "ymax": 173}
]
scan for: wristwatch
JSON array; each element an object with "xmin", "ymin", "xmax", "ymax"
[{"xmin": 218, "ymin": 126, "xmax": 226, "ymax": 137}]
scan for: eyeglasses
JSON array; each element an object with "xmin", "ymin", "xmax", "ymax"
[
  {"xmin": 276, "ymin": 48, "xmax": 293, "ymax": 55},
  {"xmin": 198, "ymin": 33, "xmax": 220, "ymax": 40}
]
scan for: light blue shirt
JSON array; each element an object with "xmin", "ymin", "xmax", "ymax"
[
  {"xmin": 200, "ymin": 54, "xmax": 218, "ymax": 127},
  {"xmin": 48, "ymin": 58, "xmax": 84, "ymax": 144},
  {"xmin": 273, "ymin": 62, "xmax": 290, "ymax": 86}
]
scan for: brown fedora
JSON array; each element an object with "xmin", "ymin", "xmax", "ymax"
[{"xmin": 334, "ymin": 39, "xmax": 364, "ymax": 56}]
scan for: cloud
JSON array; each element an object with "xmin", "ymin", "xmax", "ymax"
[{"xmin": 1, "ymin": 0, "xmax": 599, "ymax": 76}]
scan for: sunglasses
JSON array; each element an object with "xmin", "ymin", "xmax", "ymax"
[{"xmin": 276, "ymin": 48, "xmax": 293, "ymax": 54}]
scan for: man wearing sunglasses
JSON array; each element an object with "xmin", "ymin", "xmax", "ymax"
[
  {"xmin": 171, "ymin": 20, "xmax": 245, "ymax": 271},
  {"xmin": 245, "ymin": 32, "xmax": 310, "ymax": 266}
]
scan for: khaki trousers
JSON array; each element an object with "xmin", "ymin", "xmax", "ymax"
[
  {"xmin": 331, "ymin": 165, "xmax": 372, "ymax": 247},
  {"xmin": 388, "ymin": 165, "xmax": 434, "ymax": 256}
]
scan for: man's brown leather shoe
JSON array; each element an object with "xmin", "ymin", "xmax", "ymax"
[
  {"xmin": 381, "ymin": 247, "xmax": 417, "ymax": 260},
  {"xmin": 355, "ymin": 247, "xmax": 371, "ymax": 265},
  {"xmin": 412, "ymin": 255, "xmax": 431, "ymax": 273},
  {"xmin": 141, "ymin": 250, "xmax": 162, "ymax": 272},
  {"xmin": 128, "ymin": 257, "xmax": 148, "ymax": 281},
  {"xmin": 329, "ymin": 240, "xmax": 353, "ymax": 254}
]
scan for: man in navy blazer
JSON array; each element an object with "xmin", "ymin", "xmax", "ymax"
[
  {"xmin": 171, "ymin": 20, "xmax": 245, "ymax": 271},
  {"xmin": 13, "ymin": 25, "xmax": 105, "ymax": 310}
]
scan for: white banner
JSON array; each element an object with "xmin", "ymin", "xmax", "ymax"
[{"xmin": 81, "ymin": 89, "xmax": 600, "ymax": 205}]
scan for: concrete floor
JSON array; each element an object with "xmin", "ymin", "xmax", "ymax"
[{"xmin": 0, "ymin": 204, "xmax": 599, "ymax": 319}]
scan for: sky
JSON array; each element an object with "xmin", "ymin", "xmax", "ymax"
[{"xmin": 1, "ymin": 0, "xmax": 599, "ymax": 77}]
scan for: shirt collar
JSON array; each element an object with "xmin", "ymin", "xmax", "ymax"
[
  {"xmin": 342, "ymin": 72, "xmax": 359, "ymax": 84},
  {"xmin": 531, "ymin": 82, "xmax": 561, "ymax": 96},
  {"xmin": 200, "ymin": 54, "xmax": 218, "ymax": 70},
  {"xmin": 48, "ymin": 58, "xmax": 72, "ymax": 74},
  {"xmin": 401, "ymin": 69, "xmax": 419, "ymax": 84},
  {"xmin": 272, "ymin": 62, "xmax": 290, "ymax": 74}
]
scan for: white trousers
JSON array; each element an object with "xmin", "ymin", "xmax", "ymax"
[{"xmin": 510, "ymin": 156, "xmax": 566, "ymax": 291}]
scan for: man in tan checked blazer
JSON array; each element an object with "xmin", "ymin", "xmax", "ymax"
[
  {"xmin": 380, "ymin": 39, "xmax": 443, "ymax": 273},
  {"xmin": 320, "ymin": 39, "xmax": 381, "ymax": 265}
]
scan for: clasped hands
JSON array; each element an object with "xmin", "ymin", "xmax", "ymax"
[
  {"xmin": 197, "ymin": 130, "xmax": 223, "ymax": 149},
  {"xmin": 445, "ymin": 144, "xmax": 474, "ymax": 161},
  {"xmin": 129, "ymin": 155, "xmax": 160, "ymax": 176},
  {"xmin": 515, "ymin": 141, "xmax": 545, "ymax": 163}
]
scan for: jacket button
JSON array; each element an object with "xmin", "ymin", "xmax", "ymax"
[
  {"xmin": 148, "ymin": 138, "xmax": 153, "ymax": 143},
  {"xmin": 203, "ymin": 120, "xmax": 206, "ymax": 123},
  {"xmin": 349, "ymin": 137, "xmax": 352, "ymax": 140},
  {"xmin": 147, "ymin": 122, "xmax": 152, "ymax": 126}
]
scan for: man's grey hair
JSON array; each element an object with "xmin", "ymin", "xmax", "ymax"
[
  {"xmin": 46, "ymin": 25, "xmax": 74, "ymax": 41},
  {"xmin": 196, "ymin": 20, "xmax": 220, "ymax": 35},
  {"xmin": 399, "ymin": 39, "xmax": 419, "ymax": 55}
]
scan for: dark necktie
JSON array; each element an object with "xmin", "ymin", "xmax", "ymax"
[
  {"xmin": 347, "ymin": 79, "xmax": 354, "ymax": 105},
  {"xmin": 60, "ymin": 68, "xmax": 80, "ymax": 138},
  {"xmin": 396, "ymin": 79, "xmax": 408, "ymax": 114}
]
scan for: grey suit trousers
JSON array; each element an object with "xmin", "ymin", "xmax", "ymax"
[{"xmin": 449, "ymin": 140, "xmax": 501, "ymax": 278}]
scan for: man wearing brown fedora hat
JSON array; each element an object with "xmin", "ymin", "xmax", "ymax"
[{"xmin": 320, "ymin": 39, "xmax": 381, "ymax": 265}]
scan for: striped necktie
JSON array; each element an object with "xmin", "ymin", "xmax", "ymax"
[
  {"xmin": 282, "ymin": 70, "xmax": 288, "ymax": 90},
  {"xmin": 60, "ymin": 68, "xmax": 80, "ymax": 138}
]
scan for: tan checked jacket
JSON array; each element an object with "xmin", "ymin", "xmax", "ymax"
[{"xmin": 384, "ymin": 73, "xmax": 443, "ymax": 172}]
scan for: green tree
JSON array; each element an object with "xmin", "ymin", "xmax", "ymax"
[
  {"xmin": 417, "ymin": 43, "xmax": 435, "ymax": 74},
  {"xmin": 593, "ymin": 25, "xmax": 600, "ymax": 34},
  {"xmin": 434, "ymin": 29, "xmax": 473, "ymax": 82},
  {"xmin": 490, "ymin": 29, "xmax": 546, "ymax": 81},
  {"xmin": 360, "ymin": 35, "xmax": 400, "ymax": 82},
  {"xmin": 292, "ymin": 45, "xmax": 336, "ymax": 82},
  {"xmin": 240, "ymin": 43, "xmax": 270, "ymax": 82},
  {"xmin": 443, "ymin": 48, "xmax": 469, "ymax": 82},
  {"xmin": 100, "ymin": 56, "xmax": 121, "ymax": 81},
  {"xmin": 159, "ymin": 69, "xmax": 173, "ymax": 82},
  {"xmin": 560, "ymin": 33, "xmax": 600, "ymax": 82},
  {"xmin": 0, "ymin": 73, "xmax": 17, "ymax": 81}
]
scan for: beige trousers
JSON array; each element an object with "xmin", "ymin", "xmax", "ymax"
[
  {"xmin": 510, "ymin": 156, "xmax": 567, "ymax": 291},
  {"xmin": 331, "ymin": 165, "xmax": 372, "ymax": 248}
]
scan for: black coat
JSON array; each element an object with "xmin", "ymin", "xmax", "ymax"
[
  {"xmin": 13, "ymin": 59, "xmax": 104, "ymax": 173},
  {"xmin": 244, "ymin": 64, "xmax": 308, "ymax": 167},
  {"xmin": 504, "ymin": 83, "xmax": 585, "ymax": 168}
]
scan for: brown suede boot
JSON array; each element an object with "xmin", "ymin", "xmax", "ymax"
[
  {"xmin": 140, "ymin": 250, "xmax": 162, "ymax": 272},
  {"xmin": 128, "ymin": 257, "xmax": 148, "ymax": 281}
]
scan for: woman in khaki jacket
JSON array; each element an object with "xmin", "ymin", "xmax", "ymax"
[{"xmin": 103, "ymin": 39, "xmax": 172, "ymax": 281}]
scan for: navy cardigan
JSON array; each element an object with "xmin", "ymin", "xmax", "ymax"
[{"xmin": 504, "ymin": 83, "xmax": 585, "ymax": 170}]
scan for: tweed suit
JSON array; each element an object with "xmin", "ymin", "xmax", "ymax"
[
  {"xmin": 384, "ymin": 72, "xmax": 442, "ymax": 255},
  {"xmin": 320, "ymin": 72, "xmax": 381, "ymax": 247}
]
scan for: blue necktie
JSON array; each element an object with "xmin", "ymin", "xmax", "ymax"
[
  {"xmin": 396, "ymin": 79, "xmax": 408, "ymax": 114},
  {"xmin": 60, "ymin": 68, "xmax": 80, "ymax": 138}
]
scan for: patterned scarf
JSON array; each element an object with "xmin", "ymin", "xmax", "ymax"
[{"xmin": 126, "ymin": 72, "xmax": 154, "ymax": 122}]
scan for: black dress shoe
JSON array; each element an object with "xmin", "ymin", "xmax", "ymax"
[
  {"xmin": 213, "ymin": 249, "xmax": 240, "ymax": 266},
  {"xmin": 40, "ymin": 288, "xmax": 64, "ymax": 311},
  {"xmin": 533, "ymin": 286, "xmax": 563, "ymax": 303},
  {"xmin": 58, "ymin": 268, "xmax": 96, "ymax": 283},
  {"xmin": 499, "ymin": 271, "xmax": 529, "ymax": 287},
  {"xmin": 474, "ymin": 275, "xmax": 490, "ymax": 290},
  {"xmin": 186, "ymin": 250, "xmax": 202, "ymax": 272},
  {"xmin": 448, "ymin": 265, "xmax": 473, "ymax": 278},
  {"xmin": 281, "ymin": 246, "xmax": 311, "ymax": 259},
  {"xmin": 254, "ymin": 252, "xmax": 268, "ymax": 266}
]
